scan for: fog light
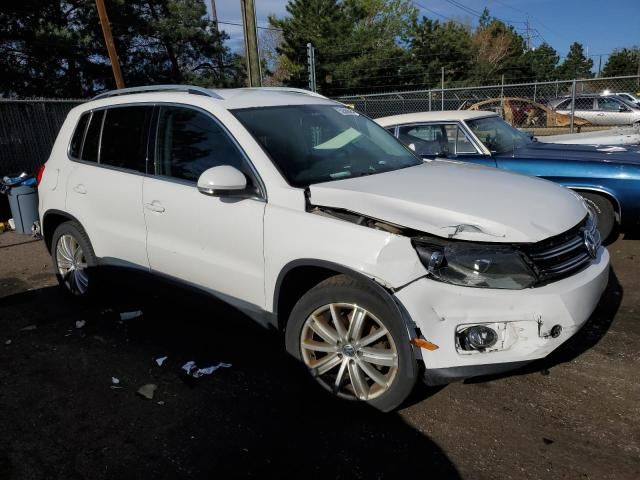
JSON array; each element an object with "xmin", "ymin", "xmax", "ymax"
[
  {"xmin": 550, "ymin": 325, "xmax": 562, "ymax": 338},
  {"xmin": 459, "ymin": 325, "xmax": 498, "ymax": 351}
]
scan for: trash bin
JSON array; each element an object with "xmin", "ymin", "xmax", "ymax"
[{"xmin": 6, "ymin": 181, "xmax": 39, "ymax": 235}]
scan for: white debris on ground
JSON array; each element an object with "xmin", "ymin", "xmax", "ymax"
[
  {"xmin": 120, "ymin": 310, "xmax": 143, "ymax": 321},
  {"xmin": 75, "ymin": 320, "xmax": 86, "ymax": 329},
  {"xmin": 137, "ymin": 384, "xmax": 157, "ymax": 400},
  {"xmin": 155, "ymin": 356, "xmax": 168, "ymax": 367},
  {"xmin": 181, "ymin": 361, "xmax": 232, "ymax": 378},
  {"xmin": 111, "ymin": 377, "xmax": 120, "ymax": 385},
  {"xmin": 5, "ymin": 339, "xmax": 11, "ymax": 345},
  {"xmin": 20, "ymin": 325, "xmax": 36, "ymax": 331}
]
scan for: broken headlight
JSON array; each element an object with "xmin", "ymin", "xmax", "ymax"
[{"xmin": 413, "ymin": 240, "xmax": 537, "ymax": 289}]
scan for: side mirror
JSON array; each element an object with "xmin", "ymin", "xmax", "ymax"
[
  {"xmin": 618, "ymin": 104, "xmax": 628, "ymax": 112},
  {"xmin": 197, "ymin": 165, "xmax": 247, "ymax": 196}
]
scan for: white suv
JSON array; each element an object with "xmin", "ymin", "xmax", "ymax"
[{"xmin": 38, "ymin": 85, "xmax": 610, "ymax": 411}]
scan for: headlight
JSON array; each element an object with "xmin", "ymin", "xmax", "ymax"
[{"xmin": 413, "ymin": 240, "xmax": 537, "ymax": 289}]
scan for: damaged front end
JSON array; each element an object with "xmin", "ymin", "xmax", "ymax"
[{"xmin": 310, "ymin": 200, "xmax": 599, "ymax": 292}]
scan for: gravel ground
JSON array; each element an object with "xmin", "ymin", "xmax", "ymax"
[{"xmin": 1, "ymin": 231, "xmax": 638, "ymax": 479}]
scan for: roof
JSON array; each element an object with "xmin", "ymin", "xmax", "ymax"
[
  {"xmin": 375, "ymin": 110, "xmax": 497, "ymax": 127},
  {"xmin": 88, "ymin": 85, "xmax": 338, "ymax": 110},
  {"xmin": 211, "ymin": 88, "xmax": 336, "ymax": 109}
]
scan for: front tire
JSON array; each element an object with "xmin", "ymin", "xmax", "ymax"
[
  {"xmin": 51, "ymin": 221, "xmax": 98, "ymax": 298},
  {"xmin": 579, "ymin": 192, "xmax": 616, "ymax": 241},
  {"xmin": 285, "ymin": 275, "xmax": 418, "ymax": 412}
]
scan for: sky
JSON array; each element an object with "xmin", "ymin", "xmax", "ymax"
[{"xmin": 212, "ymin": 0, "xmax": 639, "ymax": 65}]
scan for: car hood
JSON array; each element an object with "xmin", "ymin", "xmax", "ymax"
[
  {"xmin": 510, "ymin": 141, "xmax": 640, "ymax": 164},
  {"xmin": 309, "ymin": 162, "xmax": 586, "ymax": 243}
]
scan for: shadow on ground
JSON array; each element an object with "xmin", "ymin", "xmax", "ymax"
[{"xmin": 0, "ymin": 278, "xmax": 460, "ymax": 479}]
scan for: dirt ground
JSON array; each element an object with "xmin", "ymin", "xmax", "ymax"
[{"xmin": 0, "ymin": 231, "xmax": 638, "ymax": 480}]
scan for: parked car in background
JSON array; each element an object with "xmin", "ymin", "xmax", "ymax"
[
  {"xmin": 605, "ymin": 91, "xmax": 640, "ymax": 107},
  {"xmin": 466, "ymin": 97, "xmax": 590, "ymax": 129},
  {"xmin": 376, "ymin": 110, "xmax": 640, "ymax": 240},
  {"xmin": 38, "ymin": 86, "xmax": 609, "ymax": 411},
  {"xmin": 548, "ymin": 94, "xmax": 640, "ymax": 126},
  {"xmin": 537, "ymin": 125, "xmax": 640, "ymax": 146}
]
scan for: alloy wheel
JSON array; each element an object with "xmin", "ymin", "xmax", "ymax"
[
  {"xmin": 56, "ymin": 234, "xmax": 89, "ymax": 295},
  {"xmin": 300, "ymin": 303, "xmax": 399, "ymax": 401}
]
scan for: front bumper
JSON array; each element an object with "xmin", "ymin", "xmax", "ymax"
[{"xmin": 395, "ymin": 247, "xmax": 610, "ymax": 384}]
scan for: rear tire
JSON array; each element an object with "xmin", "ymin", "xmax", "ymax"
[
  {"xmin": 51, "ymin": 221, "xmax": 98, "ymax": 299},
  {"xmin": 578, "ymin": 192, "xmax": 615, "ymax": 241},
  {"xmin": 285, "ymin": 274, "xmax": 418, "ymax": 412}
]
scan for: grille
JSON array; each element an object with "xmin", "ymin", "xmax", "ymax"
[{"xmin": 526, "ymin": 216, "xmax": 601, "ymax": 284}]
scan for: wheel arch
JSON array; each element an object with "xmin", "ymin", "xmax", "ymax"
[
  {"xmin": 568, "ymin": 187, "xmax": 622, "ymax": 223},
  {"xmin": 42, "ymin": 209, "xmax": 86, "ymax": 252},
  {"xmin": 273, "ymin": 259, "xmax": 417, "ymax": 337}
]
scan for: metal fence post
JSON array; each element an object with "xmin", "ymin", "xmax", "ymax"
[
  {"xmin": 570, "ymin": 79, "xmax": 577, "ymax": 134},
  {"xmin": 533, "ymin": 82, "xmax": 537, "ymax": 102},
  {"xmin": 441, "ymin": 67, "xmax": 445, "ymax": 111},
  {"xmin": 555, "ymin": 80, "xmax": 559, "ymax": 98},
  {"xmin": 428, "ymin": 90, "xmax": 432, "ymax": 112},
  {"xmin": 500, "ymin": 74, "xmax": 505, "ymax": 98}
]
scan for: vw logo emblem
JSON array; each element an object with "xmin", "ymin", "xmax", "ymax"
[{"xmin": 583, "ymin": 230, "xmax": 598, "ymax": 259}]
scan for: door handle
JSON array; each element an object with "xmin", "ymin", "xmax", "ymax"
[
  {"xmin": 144, "ymin": 201, "xmax": 165, "ymax": 213},
  {"xmin": 73, "ymin": 184, "xmax": 87, "ymax": 194}
]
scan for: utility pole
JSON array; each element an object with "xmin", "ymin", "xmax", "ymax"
[
  {"xmin": 210, "ymin": 0, "xmax": 218, "ymax": 32},
  {"xmin": 525, "ymin": 17, "xmax": 531, "ymax": 51},
  {"xmin": 240, "ymin": 0, "xmax": 262, "ymax": 87},
  {"xmin": 95, "ymin": 0, "xmax": 124, "ymax": 89},
  {"xmin": 597, "ymin": 54, "xmax": 602, "ymax": 78}
]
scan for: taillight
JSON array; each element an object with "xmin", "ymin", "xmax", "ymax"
[{"xmin": 36, "ymin": 164, "xmax": 46, "ymax": 186}]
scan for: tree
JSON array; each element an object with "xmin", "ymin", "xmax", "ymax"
[
  {"xmin": 556, "ymin": 42, "xmax": 593, "ymax": 80},
  {"xmin": 409, "ymin": 17, "xmax": 472, "ymax": 87},
  {"xmin": 524, "ymin": 42, "xmax": 559, "ymax": 81},
  {"xmin": 0, "ymin": 0, "xmax": 244, "ymax": 98},
  {"xmin": 270, "ymin": 0, "xmax": 417, "ymax": 95},
  {"xmin": 469, "ymin": 15, "xmax": 531, "ymax": 84},
  {"xmin": 602, "ymin": 47, "xmax": 640, "ymax": 77}
]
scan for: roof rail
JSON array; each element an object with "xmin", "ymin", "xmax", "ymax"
[
  {"xmin": 93, "ymin": 85, "xmax": 223, "ymax": 101},
  {"xmin": 252, "ymin": 87, "xmax": 328, "ymax": 99}
]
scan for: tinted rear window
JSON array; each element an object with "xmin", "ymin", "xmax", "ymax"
[
  {"xmin": 82, "ymin": 111, "xmax": 103, "ymax": 163},
  {"xmin": 100, "ymin": 106, "xmax": 152, "ymax": 172},
  {"xmin": 69, "ymin": 113, "xmax": 89, "ymax": 159}
]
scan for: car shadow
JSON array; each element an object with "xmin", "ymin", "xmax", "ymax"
[
  {"xmin": 0, "ymin": 278, "xmax": 461, "ymax": 479},
  {"xmin": 465, "ymin": 267, "xmax": 622, "ymax": 384}
]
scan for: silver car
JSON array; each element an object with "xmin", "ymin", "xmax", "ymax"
[{"xmin": 549, "ymin": 94, "xmax": 640, "ymax": 126}]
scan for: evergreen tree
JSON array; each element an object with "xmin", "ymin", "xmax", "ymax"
[
  {"xmin": 602, "ymin": 47, "xmax": 640, "ymax": 77},
  {"xmin": 556, "ymin": 42, "xmax": 594, "ymax": 79},
  {"xmin": 524, "ymin": 42, "xmax": 559, "ymax": 81}
]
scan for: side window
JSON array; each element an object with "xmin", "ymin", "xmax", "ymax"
[
  {"xmin": 444, "ymin": 125, "xmax": 478, "ymax": 155},
  {"xmin": 598, "ymin": 97, "xmax": 625, "ymax": 111},
  {"xmin": 156, "ymin": 106, "xmax": 247, "ymax": 182},
  {"xmin": 69, "ymin": 113, "xmax": 89, "ymax": 159},
  {"xmin": 397, "ymin": 124, "xmax": 447, "ymax": 156},
  {"xmin": 574, "ymin": 98, "xmax": 594, "ymax": 110},
  {"xmin": 82, "ymin": 111, "xmax": 103, "ymax": 163},
  {"xmin": 100, "ymin": 106, "xmax": 152, "ymax": 172},
  {"xmin": 385, "ymin": 127, "xmax": 396, "ymax": 136},
  {"xmin": 556, "ymin": 99, "xmax": 571, "ymax": 110}
]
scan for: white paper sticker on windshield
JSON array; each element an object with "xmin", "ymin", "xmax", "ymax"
[{"xmin": 334, "ymin": 106, "xmax": 359, "ymax": 116}]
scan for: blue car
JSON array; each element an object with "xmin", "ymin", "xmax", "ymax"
[{"xmin": 377, "ymin": 111, "xmax": 640, "ymax": 240}]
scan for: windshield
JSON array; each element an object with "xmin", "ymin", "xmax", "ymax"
[
  {"xmin": 466, "ymin": 116, "xmax": 533, "ymax": 154},
  {"xmin": 232, "ymin": 105, "xmax": 421, "ymax": 187}
]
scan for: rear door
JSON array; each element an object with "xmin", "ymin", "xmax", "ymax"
[
  {"xmin": 65, "ymin": 105, "xmax": 152, "ymax": 268},
  {"xmin": 142, "ymin": 105, "xmax": 266, "ymax": 308}
]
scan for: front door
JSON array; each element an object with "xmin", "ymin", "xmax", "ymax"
[{"xmin": 142, "ymin": 105, "xmax": 266, "ymax": 309}]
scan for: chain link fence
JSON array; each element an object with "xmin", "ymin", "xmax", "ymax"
[
  {"xmin": 338, "ymin": 75, "xmax": 640, "ymax": 136},
  {"xmin": 0, "ymin": 99, "xmax": 84, "ymax": 177}
]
